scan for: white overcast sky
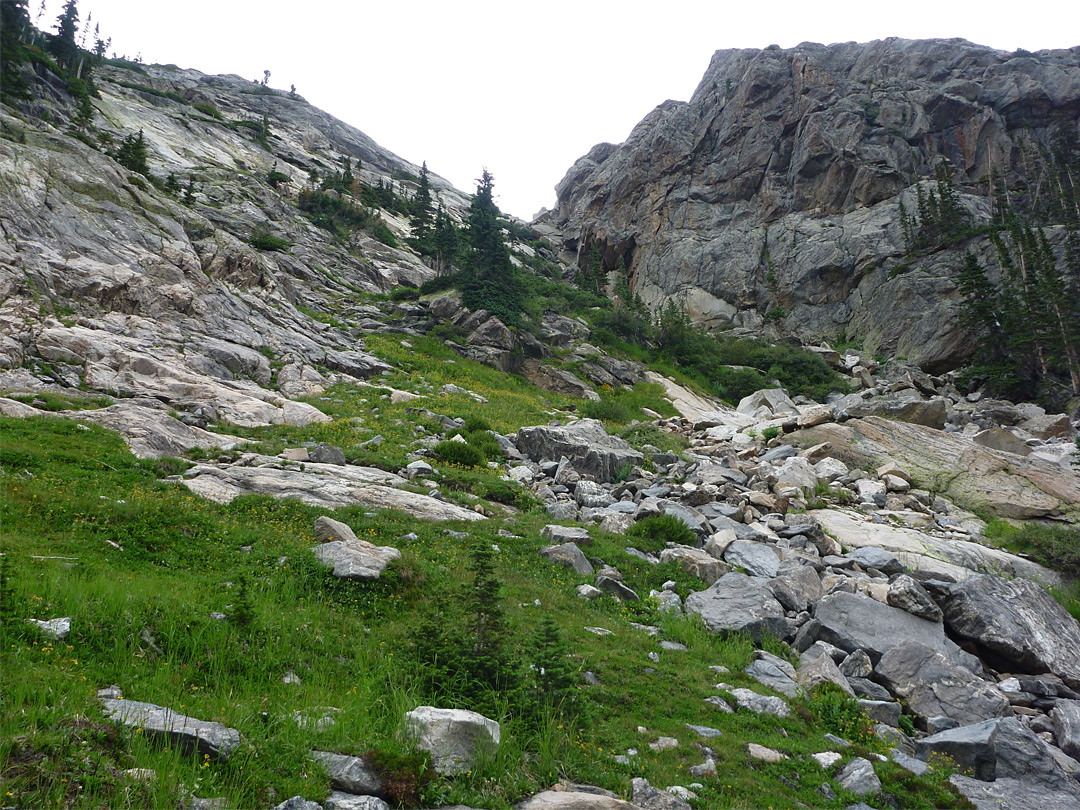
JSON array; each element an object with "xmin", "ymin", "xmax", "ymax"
[{"xmin": 35, "ymin": 0, "xmax": 1080, "ymax": 220}]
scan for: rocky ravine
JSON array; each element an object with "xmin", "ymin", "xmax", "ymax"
[{"xmin": 537, "ymin": 38, "xmax": 1080, "ymax": 369}]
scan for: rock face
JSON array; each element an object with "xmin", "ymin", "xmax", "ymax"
[
  {"xmin": 939, "ymin": 575, "xmax": 1080, "ymax": 689},
  {"xmin": 795, "ymin": 418, "xmax": 1080, "ymax": 524},
  {"xmin": 0, "ymin": 61, "xmax": 457, "ymax": 440},
  {"xmin": 538, "ymin": 39, "xmax": 1080, "ymax": 370}
]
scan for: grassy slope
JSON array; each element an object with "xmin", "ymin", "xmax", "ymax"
[{"xmin": 0, "ymin": 342, "xmax": 971, "ymax": 809}]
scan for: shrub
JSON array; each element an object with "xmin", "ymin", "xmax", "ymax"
[
  {"xmin": 625, "ymin": 514, "xmax": 697, "ymax": 552},
  {"xmin": 580, "ymin": 395, "xmax": 634, "ymax": 423},
  {"xmin": 372, "ymin": 220, "xmax": 398, "ymax": 248},
  {"xmin": 266, "ymin": 169, "xmax": 289, "ymax": 189},
  {"xmin": 193, "ymin": 101, "xmax": 222, "ymax": 119},
  {"xmin": 463, "ymin": 415, "xmax": 493, "ymax": 433},
  {"xmin": 433, "ymin": 440, "xmax": 484, "ymax": 468},
  {"xmin": 984, "ymin": 519, "xmax": 1080, "ymax": 578},
  {"xmin": 761, "ymin": 426, "xmax": 782, "ymax": 441},
  {"xmin": 464, "ymin": 430, "xmax": 502, "ymax": 461},
  {"xmin": 249, "ymin": 230, "xmax": 291, "ymax": 252},
  {"xmin": 803, "ymin": 683, "xmax": 875, "ymax": 743}
]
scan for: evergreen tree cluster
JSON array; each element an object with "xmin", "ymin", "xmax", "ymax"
[
  {"xmin": 955, "ymin": 138, "xmax": 1080, "ymax": 403},
  {"xmin": 899, "ymin": 163, "xmax": 970, "ymax": 252}
]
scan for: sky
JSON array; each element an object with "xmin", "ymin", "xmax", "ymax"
[{"xmin": 33, "ymin": 0, "xmax": 1080, "ymax": 220}]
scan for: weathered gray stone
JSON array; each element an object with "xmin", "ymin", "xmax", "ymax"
[
  {"xmin": 797, "ymin": 649, "xmax": 854, "ymax": 696},
  {"xmin": 813, "ymin": 591, "xmax": 946, "ymax": 663},
  {"xmin": 745, "ymin": 654, "xmax": 799, "ymax": 698},
  {"xmin": 658, "ymin": 545, "xmax": 730, "ymax": 585},
  {"xmin": 972, "ymin": 428, "xmax": 1031, "ymax": 456},
  {"xmin": 514, "ymin": 790, "xmax": 642, "ymax": 809},
  {"xmin": 836, "ymin": 757, "xmax": 881, "ymax": 796},
  {"xmin": 542, "ymin": 524, "xmax": 592, "ymax": 545},
  {"xmin": 859, "ymin": 700, "xmax": 902, "ymax": 727},
  {"xmin": 311, "ymin": 751, "xmax": 383, "ymax": 796},
  {"xmin": 540, "ymin": 543, "xmax": 594, "ymax": 577},
  {"xmin": 595, "ymin": 576, "xmax": 639, "ymax": 602},
  {"xmin": 26, "ymin": 617, "xmax": 71, "ymax": 640},
  {"xmin": 729, "ymin": 688, "xmax": 790, "ymax": 717},
  {"xmin": 876, "ymin": 642, "xmax": 1011, "ymax": 726},
  {"xmin": 630, "ymin": 778, "xmax": 691, "ymax": 810},
  {"xmin": 949, "ymin": 775, "xmax": 1080, "ymax": 810},
  {"xmin": 940, "ymin": 575, "xmax": 1080, "ymax": 690},
  {"xmin": 101, "ymin": 698, "xmax": 240, "ymax": 762},
  {"xmin": 312, "ymin": 517, "xmax": 400, "ymax": 580},
  {"xmin": 723, "ymin": 540, "xmax": 780, "ymax": 579},
  {"xmin": 1052, "ymin": 700, "xmax": 1080, "ymax": 760},
  {"xmin": 515, "ymin": 420, "xmax": 643, "ymax": 482},
  {"xmin": 845, "ymin": 547, "xmax": 904, "ymax": 576},
  {"xmin": 323, "ymin": 794, "xmax": 389, "ymax": 810},
  {"xmin": 403, "ymin": 706, "xmax": 499, "ymax": 775},
  {"xmin": 886, "ymin": 574, "xmax": 942, "ymax": 622},
  {"xmin": 768, "ymin": 564, "xmax": 823, "ymax": 613},
  {"xmin": 684, "ymin": 573, "xmax": 788, "ymax": 642},
  {"xmin": 839, "ymin": 650, "xmax": 873, "ymax": 679},
  {"xmin": 575, "ymin": 480, "xmax": 615, "ymax": 508}
]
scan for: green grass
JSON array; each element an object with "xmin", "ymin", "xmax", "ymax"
[
  {"xmin": 982, "ymin": 518, "xmax": 1080, "ymax": 618},
  {"xmin": 579, "ymin": 382, "xmax": 677, "ymax": 426},
  {"xmin": 0, "ymin": 394, "xmax": 972, "ymax": 808}
]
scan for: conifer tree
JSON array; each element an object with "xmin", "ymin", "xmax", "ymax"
[
  {"xmin": 411, "ymin": 161, "xmax": 434, "ymax": 238},
  {"xmin": 115, "ymin": 129, "xmax": 149, "ymax": 175},
  {"xmin": 1, "ymin": 0, "xmax": 32, "ymax": 102},
  {"xmin": 49, "ymin": 0, "xmax": 79, "ymax": 72},
  {"xmin": 460, "ymin": 169, "xmax": 524, "ymax": 324}
]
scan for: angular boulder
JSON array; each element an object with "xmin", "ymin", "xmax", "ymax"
[
  {"xmin": 312, "ymin": 517, "xmax": 400, "ymax": 580},
  {"xmin": 886, "ymin": 574, "xmax": 942, "ymax": 622},
  {"xmin": 1052, "ymin": 700, "xmax": 1080, "ymax": 760},
  {"xmin": 723, "ymin": 540, "xmax": 780, "ymax": 579},
  {"xmin": 311, "ymin": 751, "xmax": 383, "ymax": 796},
  {"xmin": 939, "ymin": 575, "xmax": 1080, "ymax": 689},
  {"xmin": 875, "ymin": 643, "xmax": 1010, "ymax": 725},
  {"xmin": 812, "ymin": 591, "xmax": 946, "ymax": 663},
  {"xmin": 540, "ymin": 543, "xmax": 594, "ymax": 577},
  {"xmin": 403, "ymin": 706, "xmax": 500, "ymax": 775},
  {"xmin": 101, "ymin": 698, "xmax": 240, "ymax": 762},
  {"xmin": 684, "ymin": 573, "xmax": 788, "ymax": 642},
  {"xmin": 515, "ymin": 420, "xmax": 643, "ymax": 482},
  {"xmin": 658, "ymin": 545, "xmax": 730, "ymax": 585}
]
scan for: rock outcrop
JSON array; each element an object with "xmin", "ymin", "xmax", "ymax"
[{"xmin": 538, "ymin": 39, "xmax": 1080, "ymax": 369}]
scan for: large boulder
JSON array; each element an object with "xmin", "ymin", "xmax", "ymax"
[
  {"xmin": 812, "ymin": 591, "xmax": 946, "ymax": 663},
  {"xmin": 515, "ymin": 790, "xmax": 642, "ymax": 810},
  {"xmin": 515, "ymin": 420, "xmax": 643, "ymax": 483},
  {"xmin": 403, "ymin": 706, "xmax": 500, "ymax": 775},
  {"xmin": 1052, "ymin": 700, "xmax": 1080, "ymax": 761},
  {"xmin": 833, "ymin": 393, "xmax": 948, "ymax": 429},
  {"xmin": 875, "ymin": 643, "xmax": 1010, "ymax": 725},
  {"xmin": 540, "ymin": 543, "xmax": 594, "ymax": 577},
  {"xmin": 917, "ymin": 717, "xmax": 1076, "ymax": 792},
  {"xmin": 311, "ymin": 751, "xmax": 383, "ymax": 796},
  {"xmin": 949, "ymin": 775, "xmax": 1080, "ymax": 810},
  {"xmin": 723, "ymin": 540, "xmax": 780, "ymax": 578},
  {"xmin": 312, "ymin": 517, "xmax": 401, "ymax": 580},
  {"xmin": 101, "ymin": 698, "xmax": 240, "ymax": 762},
  {"xmin": 658, "ymin": 545, "xmax": 730, "ymax": 585},
  {"xmin": 684, "ymin": 572, "xmax": 788, "ymax": 642},
  {"xmin": 939, "ymin": 575, "xmax": 1080, "ymax": 690}
]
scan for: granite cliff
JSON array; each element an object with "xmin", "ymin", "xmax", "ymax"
[{"xmin": 537, "ymin": 38, "xmax": 1080, "ymax": 371}]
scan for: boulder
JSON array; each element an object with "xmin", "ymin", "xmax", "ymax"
[
  {"xmin": 723, "ymin": 540, "xmax": 780, "ymax": 579},
  {"xmin": 515, "ymin": 420, "xmax": 643, "ymax": 482},
  {"xmin": 767, "ymin": 565, "xmax": 823, "ymax": 613},
  {"xmin": 403, "ymin": 706, "xmax": 499, "ymax": 775},
  {"xmin": 845, "ymin": 546, "xmax": 904, "ymax": 576},
  {"xmin": 630, "ymin": 778, "xmax": 691, "ymax": 810},
  {"xmin": 939, "ymin": 575, "xmax": 1080, "ymax": 690},
  {"xmin": 26, "ymin": 617, "xmax": 71, "ymax": 640},
  {"xmin": 542, "ymin": 524, "xmax": 592, "ymax": 545},
  {"xmin": 540, "ymin": 543, "xmax": 594, "ymax": 577},
  {"xmin": 323, "ymin": 794, "xmax": 389, "ymax": 810},
  {"xmin": 949, "ymin": 775, "xmax": 1080, "ymax": 810},
  {"xmin": 101, "ymin": 698, "xmax": 240, "ymax": 762},
  {"xmin": 684, "ymin": 573, "xmax": 788, "ymax": 642},
  {"xmin": 833, "ymin": 394, "xmax": 948, "ymax": 429},
  {"xmin": 745, "ymin": 652, "xmax": 799, "ymax": 698},
  {"xmin": 311, "ymin": 751, "xmax": 383, "ymax": 796},
  {"xmin": 836, "ymin": 757, "xmax": 881, "ymax": 796},
  {"xmin": 520, "ymin": 361, "xmax": 600, "ymax": 401},
  {"xmin": 1052, "ymin": 700, "xmax": 1080, "ymax": 760},
  {"xmin": 514, "ymin": 790, "xmax": 642, "ymax": 810},
  {"xmin": 729, "ymin": 688, "xmax": 790, "ymax": 717},
  {"xmin": 886, "ymin": 574, "xmax": 942, "ymax": 622},
  {"xmin": 875, "ymin": 643, "xmax": 1010, "ymax": 725},
  {"xmin": 658, "ymin": 545, "xmax": 730, "ymax": 585},
  {"xmin": 575, "ymin": 480, "xmax": 615, "ymax": 508},
  {"xmin": 312, "ymin": 517, "xmax": 400, "ymax": 580},
  {"xmin": 797, "ymin": 650, "xmax": 854, "ymax": 696},
  {"xmin": 917, "ymin": 717, "xmax": 1075, "ymax": 790},
  {"xmin": 812, "ymin": 591, "xmax": 946, "ymax": 663},
  {"xmin": 736, "ymin": 389, "xmax": 799, "ymax": 419},
  {"xmin": 972, "ymin": 428, "xmax": 1031, "ymax": 456}
]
